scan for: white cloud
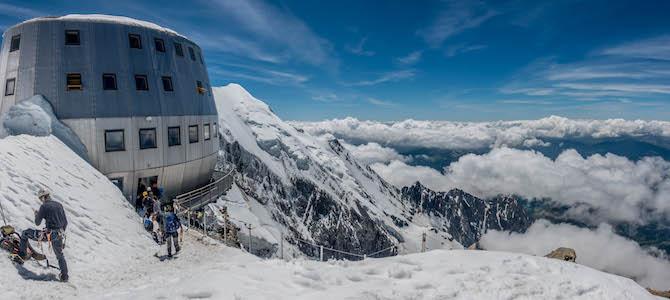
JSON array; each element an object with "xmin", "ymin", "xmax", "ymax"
[
  {"xmin": 445, "ymin": 43, "xmax": 487, "ymax": 57},
  {"xmin": 480, "ymin": 220, "xmax": 670, "ymax": 289},
  {"xmin": 348, "ymin": 70, "xmax": 416, "ymax": 86},
  {"xmin": 601, "ymin": 35, "xmax": 670, "ymax": 61},
  {"xmin": 367, "ymin": 98, "xmax": 396, "ymax": 107},
  {"xmin": 395, "ymin": 51, "xmax": 422, "ymax": 66},
  {"xmin": 371, "ymin": 147, "xmax": 670, "ymax": 224},
  {"xmin": 345, "ymin": 37, "xmax": 375, "ymax": 56},
  {"xmin": 294, "ymin": 116, "xmax": 670, "ymax": 150},
  {"xmin": 343, "ymin": 142, "xmax": 408, "ymax": 164},
  {"xmin": 209, "ymin": 64, "xmax": 308, "ymax": 86},
  {"xmin": 503, "ymin": 36, "xmax": 670, "ymax": 102},
  {"xmin": 0, "ymin": 3, "xmax": 44, "ymax": 18},
  {"xmin": 202, "ymin": 0, "xmax": 333, "ymax": 66},
  {"xmin": 417, "ymin": 0, "xmax": 497, "ymax": 48}
]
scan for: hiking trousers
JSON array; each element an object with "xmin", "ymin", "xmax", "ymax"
[
  {"xmin": 165, "ymin": 231, "xmax": 180, "ymax": 255},
  {"xmin": 19, "ymin": 229, "xmax": 68, "ymax": 278}
]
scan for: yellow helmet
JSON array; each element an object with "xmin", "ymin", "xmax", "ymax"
[{"xmin": 142, "ymin": 191, "xmax": 148, "ymax": 197}]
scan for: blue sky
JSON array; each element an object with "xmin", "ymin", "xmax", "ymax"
[{"xmin": 1, "ymin": 0, "xmax": 669, "ymax": 121}]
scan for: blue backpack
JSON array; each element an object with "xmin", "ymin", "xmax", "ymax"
[
  {"xmin": 143, "ymin": 218, "xmax": 153, "ymax": 231},
  {"xmin": 165, "ymin": 213, "xmax": 181, "ymax": 233}
]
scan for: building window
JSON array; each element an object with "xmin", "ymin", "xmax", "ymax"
[
  {"xmin": 135, "ymin": 75, "xmax": 149, "ymax": 91},
  {"xmin": 196, "ymin": 80, "xmax": 205, "ymax": 94},
  {"xmin": 161, "ymin": 76, "xmax": 173, "ymax": 91},
  {"xmin": 129, "ymin": 34, "xmax": 142, "ymax": 49},
  {"xmin": 188, "ymin": 125, "xmax": 198, "ymax": 144},
  {"xmin": 199, "ymin": 52, "xmax": 204, "ymax": 64},
  {"xmin": 213, "ymin": 122, "xmax": 218, "ymax": 138},
  {"xmin": 154, "ymin": 38, "xmax": 165, "ymax": 52},
  {"xmin": 4, "ymin": 78, "xmax": 15, "ymax": 96},
  {"xmin": 188, "ymin": 46, "xmax": 196, "ymax": 61},
  {"xmin": 174, "ymin": 42, "xmax": 184, "ymax": 57},
  {"xmin": 9, "ymin": 35, "xmax": 20, "ymax": 52},
  {"xmin": 168, "ymin": 126, "xmax": 181, "ymax": 146},
  {"xmin": 66, "ymin": 73, "xmax": 83, "ymax": 91},
  {"xmin": 204, "ymin": 123, "xmax": 211, "ymax": 141},
  {"xmin": 105, "ymin": 129, "xmax": 125, "ymax": 152},
  {"xmin": 102, "ymin": 73, "xmax": 117, "ymax": 90},
  {"xmin": 139, "ymin": 128, "xmax": 157, "ymax": 149},
  {"xmin": 65, "ymin": 30, "xmax": 80, "ymax": 45}
]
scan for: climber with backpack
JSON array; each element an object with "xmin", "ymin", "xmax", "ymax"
[
  {"xmin": 2, "ymin": 225, "xmax": 46, "ymax": 261},
  {"xmin": 163, "ymin": 205, "xmax": 183, "ymax": 258},
  {"xmin": 17, "ymin": 189, "xmax": 69, "ymax": 282}
]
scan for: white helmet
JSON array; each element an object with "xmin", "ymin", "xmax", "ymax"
[{"xmin": 37, "ymin": 189, "xmax": 50, "ymax": 201}]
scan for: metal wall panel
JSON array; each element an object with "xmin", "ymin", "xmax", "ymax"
[{"xmin": 1, "ymin": 17, "xmax": 219, "ymax": 199}]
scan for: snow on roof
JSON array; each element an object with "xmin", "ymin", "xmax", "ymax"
[{"xmin": 16, "ymin": 14, "xmax": 185, "ymax": 38}]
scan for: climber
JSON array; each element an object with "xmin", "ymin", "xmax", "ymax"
[
  {"xmin": 163, "ymin": 205, "xmax": 183, "ymax": 257},
  {"xmin": 17, "ymin": 189, "xmax": 69, "ymax": 282}
]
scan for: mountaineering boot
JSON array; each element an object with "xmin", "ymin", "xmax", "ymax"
[
  {"xmin": 9, "ymin": 253, "xmax": 24, "ymax": 265},
  {"xmin": 59, "ymin": 274, "xmax": 68, "ymax": 282}
]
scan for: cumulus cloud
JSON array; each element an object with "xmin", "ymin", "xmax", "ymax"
[
  {"xmin": 480, "ymin": 220, "xmax": 670, "ymax": 289},
  {"xmin": 371, "ymin": 147, "xmax": 670, "ymax": 224},
  {"xmin": 342, "ymin": 142, "xmax": 407, "ymax": 165},
  {"xmin": 293, "ymin": 116, "xmax": 670, "ymax": 150}
]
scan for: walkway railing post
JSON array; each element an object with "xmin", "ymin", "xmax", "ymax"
[
  {"xmin": 280, "ymin": 232, "xmax": 284, "ymax": 260},
  {"xmin": 203, "ymin": 211, "xmax": 208, "ymax": 237},
  {"xmin": 320, "ymin": 245, "xmax": 324, "ymax": 261},
  {"xmin": 223, "ymin": 214, "xmax": 227, "ymax": 245}
]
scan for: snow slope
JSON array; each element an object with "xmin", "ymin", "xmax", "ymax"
[
  {"xmin": 0, "ymin": 135, "xmax": 152, "ymax": 298},
  {"xmin": 98, "ymin": 242, "xmax": 657, "ymax": 300}
]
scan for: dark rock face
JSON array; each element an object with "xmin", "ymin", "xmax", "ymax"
[
  {"xmin": 220, "ymin": 138, "xmax": 396, "ymax": 260},
  {"xmin": 401, "ymin": 182, "xmax": 532, "ymax": 247}
]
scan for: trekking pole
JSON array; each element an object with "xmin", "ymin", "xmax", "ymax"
[{"xmin": 0, "ymin": 183, "xmax": 7, "ymax": 225}]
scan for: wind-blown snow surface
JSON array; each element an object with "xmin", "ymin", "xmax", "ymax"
[
  {"xmin": 0, "ymin": 135, "xmax": 152, "ymax": 298},
  {"xmin": 102, "ymin": 247, "xmax": 656, "ymax": 300}
]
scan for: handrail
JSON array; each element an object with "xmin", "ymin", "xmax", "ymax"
[{"xmin": 173, "ymin": 169, "xmax": 234, "ymax": 212}]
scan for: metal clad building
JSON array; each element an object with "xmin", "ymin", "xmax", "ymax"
[{"xmin": 0, "ymin": 15, "xmax": 219, "ymax": 201}]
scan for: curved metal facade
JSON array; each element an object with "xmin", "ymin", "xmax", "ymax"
[{"xmin": 0, "ymin": 16, "xmax": 219, "ymax": 200}]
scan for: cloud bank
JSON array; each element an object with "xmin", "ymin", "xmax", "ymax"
[
  {"xmin": 480, "ymin": 220, "xmax": 670, "ymax": 289},
  {"xmin": 294, "ymin": 116, "xmax": 670, "ymax": 150},
  {"xmin": 342, "ymin": 142, "xmax": 408, "ymax": 164},
  {"xmin": 370, "ymin": 147, "xmax": 670, "ymax": 224}
]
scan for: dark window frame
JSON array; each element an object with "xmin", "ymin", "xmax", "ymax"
[
  {"xmin": 129, "ymin": 34, "xmax": 142, "ymax": 49},
  {"xmin": 188, "ymin": 46, "xmax": 196, "ymax": 61},
  {"xmin": 104, "ymin": 129, "xmax": 125, "ymax": 152},
  {"xmin": 9, "ymin": 35, "xmax": 20, "ymax": 52},
  {"xmin": 134, "ymin": 75, "xmax": 149, "ymax": 91},
  {"xmin": 198, "ymin": 52, "xmax": 204, "ymax": 64},
  {"xmin": 167, "ymin": 126, "xmax": 181, "ymax": 147},
  {"xmin": 66, "ymin": 73, "xmax": 83, "ymax": 91},
  {"xmin": 102, "ymin": 73, "xmax": 117, "ymax": 90},
  {"xmin": 174, "ymin": 42, "xmax": 184, "ymax": 57},
  {"xmin": 65, "ymin": 30, "xmax": 80, "ymax": 45},
  {"xmin": 139, "ymin": 128, "xmax": 158, "ymax": 150},
  {"xmin": 188, "ymin": 125, "xmax": 199, "ymax": 144},
  {"xmin": 213, "ymin": 122, "xmax": 218, "ymax": 138},
  {"xmin": 154, "ymin": 38, "xmax": 165, "ymax": 53},
  {"xmin": 203, "ymin": 123, "xmax": 211, "ymax": 141},
  {"xmin": 4, "ymin": 78, "xmax": 16, "ymax": 96},
  {"xmin": 161, "ymin": 76, "xmax": 174, "ymax": 92}
]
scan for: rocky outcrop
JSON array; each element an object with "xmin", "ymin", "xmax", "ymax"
[
  {"xmin": 401, "ymin": 182, "xmax": 532, "ymax": 247},
  {"xmin": 647, "ymin": 288, "xmax": 670, "ymax": 298},
  {"xmin": 545, "ymin": 247, "xmax": 577, "ymax": 262}
]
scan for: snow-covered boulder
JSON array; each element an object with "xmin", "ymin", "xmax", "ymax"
[
  {"xmin": 0, "ymin": 135, "xmax": 152, "ymax": 298},
  {"xmin": 1, "ymin": 95, "xmax": 88, "ymax": 160}
]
